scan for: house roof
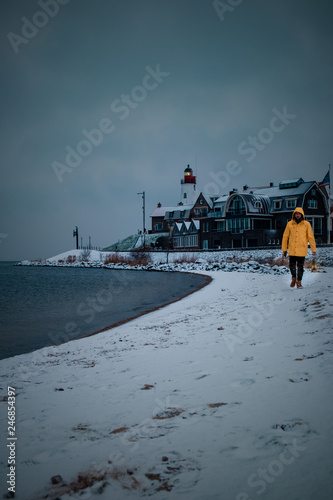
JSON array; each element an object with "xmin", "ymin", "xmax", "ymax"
[
  {"xmin": 164, "ymin": 205, "xmax": 193, "ymax": 220},
  {"xmin": 241, "ymin": 193, "xmax": 271, "ymax": 214},
  {"xmin": 200, "ymin": 194, "xmax": 215, "ymax": 208},
  {"xmin": 172, "ymin": 219, "xmax": 200, "ymax": 235},
  {"xmin": 248, "ymin": 181, "xmax": 316, "ymax": 199},
  {"xmin": 150, "ymin": 206, "xmax": 175, "ymax": 218}
]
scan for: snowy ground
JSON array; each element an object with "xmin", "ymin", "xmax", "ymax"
[
  {"xmin": 17, "ymin": 246, "xmax": 333, "ymax": 272},
  {"xmin": 1, "ymin": 261, "xmax": 333, "ymax": 499}
]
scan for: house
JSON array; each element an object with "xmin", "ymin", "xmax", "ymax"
[
  {"xmin": 173, "ymin": 220, "xmax": 200, "ymax": 249},
  {"xmin": 207, "ymin": 178, "xmax": 329, "ymax": 249},
  {"xmin": 150, "ymin": 164, "xmax": 199, "ymax": 237},
  {"xmin": 150, "ymin": 168, "xmax": 329, "ymax": 250},
  {"xmin": 150, "ymin": 166, "xmax": 214, "ymax": 249}
]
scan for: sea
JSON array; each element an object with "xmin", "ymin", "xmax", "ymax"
[{"xmin": 0, "ymin": 262, "xmax": 207, "ymax": 360}]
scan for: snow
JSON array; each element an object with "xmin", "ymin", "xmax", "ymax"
[
  {"xmin": 1, "ymin": 251, "xmax": 333, "ymax": 499},
  {"xmin": 17, "ymin": 246, "xmax": 333, "ymax": 272}
]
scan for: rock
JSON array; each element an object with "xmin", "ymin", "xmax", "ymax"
[{"xmin": 51, "ymin": 474, "xmax": 63, "ymax": 485}]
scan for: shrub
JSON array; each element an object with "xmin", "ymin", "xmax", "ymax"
[
  {"xmin": 129, "ymin": 250, "xmax": 152, "ymax": 266},
  {"xmin": 66, "ymin": 255, "xmax": 77, "ymax": 264},
  {"xmin": 104, "ymin": 254, "xmax": 128, "ymax": 265},
  {"xmin": 173, "ymin": 254, "xmax": 198, "ymax": 264}
]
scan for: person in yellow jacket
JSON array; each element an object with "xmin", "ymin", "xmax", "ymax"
[{"xmin": 281, "ymin": 207, "xmax": 316, "ymax": 288}]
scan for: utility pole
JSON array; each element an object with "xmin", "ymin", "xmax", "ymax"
[
  {"xmin": 73, "ymin": 226, "xmax": 79, "ymax": 249},
  {"xmin": 137, "ymin": 191, "xmax": 146, "ymax": 248},
  {"xmin": 328, "ymin": 163, "xmax": 331, "ymax": 244}
]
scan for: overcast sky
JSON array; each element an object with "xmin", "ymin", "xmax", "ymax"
[{"xmin": 0, "ymin": 0, "xmax": 332, "ymax": 260}]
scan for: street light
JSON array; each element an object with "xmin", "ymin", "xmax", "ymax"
[{"xmin": 137, "ymin": 191, "xmax": 146, "ymax": 248}]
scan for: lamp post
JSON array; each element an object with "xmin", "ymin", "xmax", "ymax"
[{"xmin": 137, "ymin": 191, "xmax": 146, "ymax": 248}]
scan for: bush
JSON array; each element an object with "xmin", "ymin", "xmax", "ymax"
[
  {"xmin": 173, "ymin": 254, "xmax": 198, "ymax": 264},
  {"xmin": 66, "ymin": 255, "xmax": 77, "ymax": 264},
  {"xmin": 129, "ymin": 250, "xmax": 152, "ymax": 266},
  {"xmin": 104, "ymin": 254, "xmax": 128, "ymax": 265}
]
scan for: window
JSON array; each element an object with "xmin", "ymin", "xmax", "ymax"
[
  {"xmin": 314, "ymin": 218, "xmax": 322, "ymax": 234},
  {"xmin": 286, "ymin": 199, "xmax": 297, "ymax": 209},
  {"xmin": 253, "ymin": 219, "xmax": 271, "ymax": 230},
  {"xmin": 227, "ymin": 218, "xmax": 250, "ymax": 233},
  {"xmin": 311, "ymin": 188, "xmax": 316, "ymax": 196},
  {"xmin": 254, "ymin": 201, "xmax": 262, "ymax": 209},
  {"xmin": 306, "ymin": 218, "xmax": 322, "ymax": 235},
  {"xmin": 195, "ymin": 208, "xmax": 200, "ymax": 215},
  {"xmin": 216, "ymin": 220, "xmax": 226, "ymax": 232},
  {"xmin": 201, "ymin": 208, "xmax": 208, "ymax": 216},
  {"xmin": 229, "ymin": 195, "xmax": 246, "ymax": 215},
  {"xmin": 274, "ymin": 200, "xmax": 282, "ymax": 209},
  {"xmin": 169, "ymin": 211, "xmax": 174, "ymax": 218},
  {"xmin": 183, "ymin": 193, "xmax": 187, "ymax": 199},
  {"xmin": 154, "ymin": 223, "xmax": 163, "ymax": 231},
  {"xmin": 308, "ymin": 199, "xmax": 318, "ymax": 209}
]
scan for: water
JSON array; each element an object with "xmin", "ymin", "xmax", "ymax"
[{"xmin": 0, "ymin": 262, "xmax": 207, "ymax": 360}]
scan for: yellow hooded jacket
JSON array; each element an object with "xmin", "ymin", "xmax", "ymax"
[{"xmin": 281, "ymin": 207, "xmax": 316, "ymax": 257}]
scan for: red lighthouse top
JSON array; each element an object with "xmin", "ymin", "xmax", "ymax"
[{"xmin": 184, "ymin": 164, "xmax": 196, "ymax": 184}]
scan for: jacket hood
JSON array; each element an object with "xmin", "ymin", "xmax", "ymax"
[{"xmin": 292, "ymin": 206, "xmax": 305, "ymax": 221}]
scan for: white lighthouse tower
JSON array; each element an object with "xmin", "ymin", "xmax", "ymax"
[{"xmin": 180, "ymin": 164, "xmax": 197, "ymax": 204}]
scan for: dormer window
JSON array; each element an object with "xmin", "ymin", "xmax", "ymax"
[
  {"xmin": 228, "ymin": 195, "xmax": 246, "ymax": 215},
  {"xmin": 274, "ymin": 200, "xmax": 282, "ymax": 209},
  {"xmin": 286, "ymin": 199, "xmax": 297, "ymax": 209}
]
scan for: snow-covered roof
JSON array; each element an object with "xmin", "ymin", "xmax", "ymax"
[
  {"xmin": 241, "ymin": 193, "xmax": 271, "ymax": 214},
  {"xmin": 172, "ymin": 219, "xmax": 200, "ymax": 234},
  {"xmin": 214, "ymin": 194, "xmax": 229, "ymax": 203},
  {"xmin": 250, "ymin": 181, "xmax": 315, "ymax": 199},
  {"xmin": 150, "ymin": 206, "xmax": 175, "ymax": 217},
  {"xmin": 200, "ymin": 194, "xmax": 215, "ymax": 209},
  {"xmin": 164, "ymin": 205, "xmax": 193, "ymax": 220},
  {"xmin": 279, "ymin": 178, "xmax": 304, "ymax": 185}
]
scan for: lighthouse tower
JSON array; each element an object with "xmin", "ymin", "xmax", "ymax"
[{"xmin": 180, "ymin": 164, "xmax": 197, "ymax": 204}]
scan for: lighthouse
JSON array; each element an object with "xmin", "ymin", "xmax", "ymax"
[{"xmin": 180, "ymin": 164, "xmax": 197, "ymax": 204}]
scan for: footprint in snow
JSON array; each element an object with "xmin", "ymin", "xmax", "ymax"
[{"xmin": 230, "ymin": 379, "xmax": 255, "ymax": 387}]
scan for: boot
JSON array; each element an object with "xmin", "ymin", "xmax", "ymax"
[
  {"xmin": 296, "ymin": 279, "xmax": 302, "ymax": 288},
  {"xmin": 290, "ymin": 277, "xmax": 296, "ymax": 288}
]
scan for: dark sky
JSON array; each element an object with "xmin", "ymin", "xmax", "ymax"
[{"xmin": 0, "ymin": 0, "xmax": 332, "ymax": 260}]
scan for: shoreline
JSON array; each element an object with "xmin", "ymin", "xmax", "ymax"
[
  {"xmin": 81, "ymin": 271, "xmax": 212, "ymax": 340},
  {"xmin": 0, "ymin": 267, "xmax": 210, "ymax": 362}
]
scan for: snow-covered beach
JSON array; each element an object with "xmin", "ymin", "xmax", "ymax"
[{"xmin": 1, "ymin": 249, "xmax": 333, "ymax": 499}]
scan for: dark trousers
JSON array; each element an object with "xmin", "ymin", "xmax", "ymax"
[{"xmin": 289, "ymin": 256, "xmax": 305, "ymax": 280}]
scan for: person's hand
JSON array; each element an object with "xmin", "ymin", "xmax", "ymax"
[
  {"xmin": 312, "ymin": 252, "xmax": 317, "ymax": 257},
  {"xmin": 283, "ymin": 251, "xmax": 287, "ymax": 257}
]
